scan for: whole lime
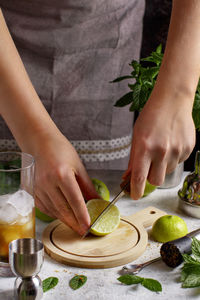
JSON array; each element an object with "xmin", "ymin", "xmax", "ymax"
[
  {"xmin": 92, "ymin": 178, "xmax": 110, "ymax": 201},
  {"xmin": 151, "ymin": 215, "xmax": 188, "ymax": 243},
  {"xmin": 35, "ymin": 207, "xmax": 55, "ymax": 222},
  {"xmin": 143, "ymin": 180, "xmax": 157, "ymax": 197}
]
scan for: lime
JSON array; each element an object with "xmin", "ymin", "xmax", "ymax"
[
  {"xmin": 91, "ymin": 178, "xmax": 110, "ymax": 201},
  {"xmin": 151, "ymin": 215, "xmax": 188, "ymax": 243},
  {"xmin": 143, "ymin": 180, "xmax": 157, "ymax": 197},
  {"xmin": 35, "ymin": 207, "xmax": 55, "ymax": 222},
  {"xmin": 86, "ymin": 199, "xmax": 120, "ymax": 236}
]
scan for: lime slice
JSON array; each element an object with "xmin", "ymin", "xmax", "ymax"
[
  {"xmin": 91, "ymin": 178, "xmax": 110, "ymax": 201},
  {"xmin": 86, "ymin": 199, "xmax": 120, "ymax": 236},
  {"xmin": 151, "ymin": 215, "xmax": 188, "ymax": 243}
]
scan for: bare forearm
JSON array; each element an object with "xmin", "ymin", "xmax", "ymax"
[
  {"xmin": 151, "ymin": 0, "xmax": 200, "ymax": 108},
  {"xmin": 0, "ymin": 9, "xmax": 59, "ymax": 153}
]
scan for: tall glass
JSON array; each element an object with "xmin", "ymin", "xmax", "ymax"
[{"xmin": 0, "ymin": 152, "xmax": 35, "ymax": 275}]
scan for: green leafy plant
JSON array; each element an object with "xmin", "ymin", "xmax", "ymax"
[
  {"xmin": 69, "ymin": 275, "xmax": 87, "ymax": 290},
  {"xmin": 42, "ymin": 277, "xmax": 59, "ymax": 292},
  {"xmin": 117, "ymin": 274, "xmax": 162, "ymax": 292},
  {"xmin": 112, "ymin": 44, "xmax": 200, "ymax": 131},
  {"xmin": 181, "ymin": 237, "xmax": 200, "ymax": 288}
]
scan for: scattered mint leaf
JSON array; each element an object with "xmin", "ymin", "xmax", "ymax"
[
  {"xmin": 182, "ymin": 254, "xmax": 199, "ymax": 264},
  {"xmin": 181, "ymin": 263, "xmax": 200, "ymax": 282},
  {"xmin": 181, "ymin": 238, "xmax": 200, "ymax": 288},
  {"xmin": 182, "ymin": 272, "xmax": 200, "ymax": 288},
  {"xmin": 117, "ymin": 275, "xmax": 143, "ymax": 285},
  {"xmin": 141, "ymin": 278, "xmax": 162, "ymax": 292},
  {"xmin": 117, "ymin": 275, "xmax": 162, "ymax": 293},
  {"xmin": 42, "ymin": 277, "xmax": 59, "ymax": 292},
  {"xmin": 69, "ymin": 275, "xmax": 87, "ymax": 290},
  {"xmin": 191, "ymin": 237, "xmax": 200, "ymax": 261}
]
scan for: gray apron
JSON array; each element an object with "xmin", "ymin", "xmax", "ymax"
[{"xmin": 0, "ymin": 0, "xmax": 145, "ymax": 170}]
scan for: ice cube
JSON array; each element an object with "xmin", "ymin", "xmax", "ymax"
[
  {"xmin": 7, "ymin": 190, "xmax": 34, "ymax": 217},
  {"xmin": 0, "ymin": 203, "xmax": 18, "ymax": 224}
]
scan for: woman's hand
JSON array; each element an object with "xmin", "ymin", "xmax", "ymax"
[
  {"xmin": 33, "ymin": 133, "xmax": 100, "ymax": 236},
  {"xmin": 123, "ymin": 93, "xmax": 196, "ymax": 200}
]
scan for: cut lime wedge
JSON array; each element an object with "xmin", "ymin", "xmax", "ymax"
[{"xmin": 86, "ymin": 199, "xmax": 120, "ymax": 236}]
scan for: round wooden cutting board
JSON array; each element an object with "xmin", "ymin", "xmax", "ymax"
[{"xmin": 42, "ymin": 206, "xmax": 166, "ymax": 268}]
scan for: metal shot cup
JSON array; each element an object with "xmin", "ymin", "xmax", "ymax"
[{"xmin": 9, "ymin": 238, "xmax": 44, "ymax": 300}]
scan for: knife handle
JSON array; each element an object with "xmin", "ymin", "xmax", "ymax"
[{"xmin": 120, "ymin": 176, "xmax": 131, "ymax": 194}]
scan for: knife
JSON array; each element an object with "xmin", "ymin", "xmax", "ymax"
[{"xmin": 82, "ymin": 178, "xmax": 130, "ymax": 238}]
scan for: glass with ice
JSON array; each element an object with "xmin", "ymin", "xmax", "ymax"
[{"xmin": 0, "ymin": 152, "xmax": 35, "ymax": 269}]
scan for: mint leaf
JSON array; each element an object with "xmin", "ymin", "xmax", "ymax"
[
  {"xmin": 111, "ymin": 75, "xmax": 133, "ymax": 83},
  {"xmin": 182, "ymin": 272, "xmax": 200, "ymax": 288},
  {"xmin": 69, "ymin": 275, "xmax": 87, "ymax": 290},
  {"xmin": 181, "ymin": 263, "xmax": 200, "ymax": 283},
  {"xmin": 182, "ymin": 254, "xmax": 199, "ymax": 264},
  {"xmin": 141, "ymin": 278, "xmax": 162, "ymax": 292},
  {"xmin": 114, "ymin": 92, "xmax": 133, "ymax": 107},
  {"xmin": 130, "ymin": 84, "xmax": 141, "ymax": 111},
  {"xmin": 117, "ymin": 275, "xmax": 162, "ymax": 293},
  {"xmin": 117, "ymin": 275, "xmax": 143, "ymax": 285},
  {"xmin": 191, "ymin": 237, "xmax": 200, "ymax": 260},
  {"xmin": 42, "ymin": 277, "xmax": 59, "ymax": 292},
  {"xmin": 156, "ymin": 44, "xmax": 162, "ymax": 54}
]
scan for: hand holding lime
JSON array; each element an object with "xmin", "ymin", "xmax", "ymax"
[
  {"xmin": 151, "ymin": 215, "xmax": 188, "ymax": 243},
  {"xmin": 36, "ymin": 177, "xmax": 110, "ymax": 222}
]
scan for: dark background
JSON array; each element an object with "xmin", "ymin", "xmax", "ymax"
[{"xmin": 140, "ymin": 0, "xmax": 200, "ymax": 171}]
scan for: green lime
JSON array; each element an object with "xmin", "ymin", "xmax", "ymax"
[
  {"xmin": 91, "ymin": 178, "xmax": 110, "ymax": 201},
  {"xmin": 86, "ymin": 199, "xmax": 120, "ymax": 236},
  {"xmin": 35, "ymin": 207, "xmax": 55, "ymax": 222},
  {"xmin": 151, "ymin": 215, "xmax": 188, "ymax": 243},
  {"xmin": 143, "ymin": 180, "xmax": 157, "ymax": 197}
]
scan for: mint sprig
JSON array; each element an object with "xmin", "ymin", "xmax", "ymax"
[
  {"xmin": 112, "ymin": 44, "xmax": 200, "ymax": 131},
  {"xmin": 181, "ymin": 237, "xmax": 200, "ymax": 288},
  {"xmin": 117, "ymin": 274, "xmax": 162, "ymax": 292}
]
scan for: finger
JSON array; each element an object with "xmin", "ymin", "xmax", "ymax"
[
  {"xmin": 59, "ymin": 172, "xmax": 91, "ymax": 231},
  {"xmin": 76, "ymin": 166, "xmax": 100, "ymax": 200},
  {"xmin": 34, "ymin": 193, "xmax": 57, "ymax": 219},
  {"xmin": 147, "ymin": 159, "xmax": 167, "ymax": 186},
  {"xmin": 165, "ymin": 145, "xmax": 182, "ymax": 174},
  {"xmin": 130, "ymin": 152, "xmax": 151, "ymax": 200},
  {"xmin": 122, "ymin": 168, "xmax": 131, "ymax": 181},
  {"xmin": 46, "ymin": 186, "xmax": 84, "ymax": 235}
]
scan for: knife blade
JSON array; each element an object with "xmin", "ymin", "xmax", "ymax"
[{"xmin": 82, "ymin": 179, "xmax": 130, "ymax": 238}]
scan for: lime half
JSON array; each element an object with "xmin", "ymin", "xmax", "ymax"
[
  {"xmin": 143, "ymin": 180, "xmax": 157, "ymax": 197},
  {"xmin": 86, "ymin": 199, "xmax": 120, "ymax": 236},
  {"xmin": 151, "ymin": 215, "xmax": 188, "ymax": 243},
  {"xmin": 35, "ymin": 207, "xmax": 55, "ymax": 222},
  {"xmin": 91, "ymin": 178, "xmax": 110, "ymax": 201}
]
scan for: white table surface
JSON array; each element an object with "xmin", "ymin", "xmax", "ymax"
[{"xmin": 1, "ymin": 170, "xmax": 200, "ymax": 300}]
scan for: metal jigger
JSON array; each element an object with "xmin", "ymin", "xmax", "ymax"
[{"xmin": 9, "ymin": 238, "xmax": 44, "ymax": 300}]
